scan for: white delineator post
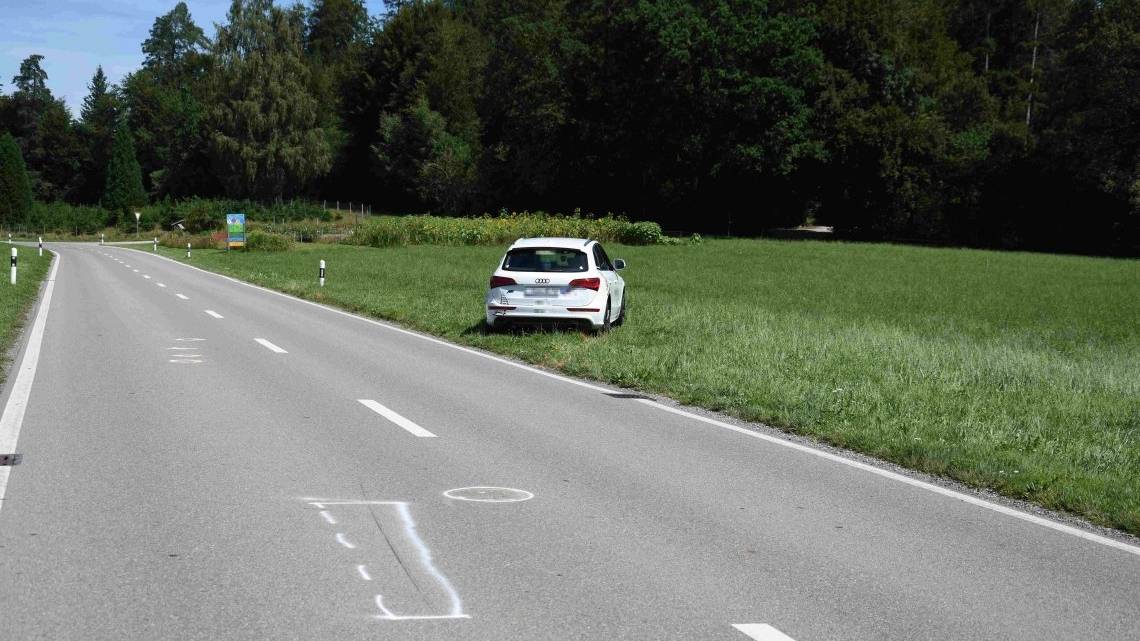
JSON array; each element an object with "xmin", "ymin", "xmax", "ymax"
[
  {"xmin": 38, "ymin": 237, "xmax": 43, "ymax": 257},
  {"xmin": 319, "ymin": 259, "xmax": 326, "ymax": 287},
  {"xmin": 186, "ymin": 243, "xmax": 191, "ymax": 259},
  {"xmin": 100, "ymin": 233, "xmax": 104, "ymax": 245},
  {"xmin": 153, "ymin": 237, "xmax": 158, "ymax": 252},
  {"xmin": 9, "ymin": 248, "xmax": 16, "ymax": 285}
]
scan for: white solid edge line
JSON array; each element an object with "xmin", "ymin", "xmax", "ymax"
[
  {"xmin": 254, "ymin": 338, "xmax": 287, "ymax": 354},
  {"xmin": 0, "ymin": 252, "xmax": 60, "ymax": 516},
  {"xmin": 733, "ymin": 624, "xmax": 797, "ymax": 641},
  {"xmin": 125, "ymin": 247, "xmax": 1140, "ymax": 557},
  {"xmin": 642, "ymin": 399, "xmax": 1140, "ymax": 557},
  {"xmin": 358, "ymin": 399, "xmax": 437, "ymax": 438},
  {"xmin": 204, "ymin": 310, "xmax": 224, "ymax": 319}
]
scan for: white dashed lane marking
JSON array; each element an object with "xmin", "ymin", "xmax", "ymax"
[
  {"xmin": 733, "ymin": 624, "xmax": 797, "ymax": 641},
  {"xmin": 175, "ymin": 293, "xmax": 189, "ymax": 300},
  {"xmin": 204, "ymin": 310, "xmax": 223, "ymax": 319},
  {"xmin": 254, "ymin": 338, "xmax": 287, "ymax": 354},
  {"xmin": 357, "ymin": 400, "xmax": 437, "ymax": 438}
]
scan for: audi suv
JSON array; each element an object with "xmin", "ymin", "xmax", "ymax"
[{"xmin": 485, "ymin": 237, "xmax": 627, "ymax": 331}]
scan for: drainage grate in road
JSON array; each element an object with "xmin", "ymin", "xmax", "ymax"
[
  {"xmin": 605, "ymin": 392, "xmax": 651, "ymax": 400},
  {"xmin": 0, "ymin": 453, "xmax": 23, "ymax": 466}
]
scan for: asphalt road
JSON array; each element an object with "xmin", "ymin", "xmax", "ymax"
[{"xmin": 0, "ymin": 242, "xmax": 1137, "ymax": 641}]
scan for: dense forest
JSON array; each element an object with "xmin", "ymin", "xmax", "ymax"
[{"xmin": 0, "ymin": 0, "xmax": 1137, "ymax": 253}]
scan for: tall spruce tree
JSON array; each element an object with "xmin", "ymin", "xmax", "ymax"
[
  {"xmin": 0, "ymin": 132, "xmax": 33, "ymax": 228},
  {"xmin": 77, "ymin": 66, "xmax": 121, "ymax": 203},
  {"xmin": 102, "ymin": 123, "xmax": 146, "ymax": 222},
  {"xmin": 209, "ymin": 0, "xmax": 331, "ymax": 199}
]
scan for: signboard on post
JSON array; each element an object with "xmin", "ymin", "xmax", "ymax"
[{"xmin": 226, "ymin": 213, "xmax": 246, "ymax": 249}]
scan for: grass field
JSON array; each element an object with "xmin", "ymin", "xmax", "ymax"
[
  {"xmin": 146, "ymin": 239, "xmax": 1140, "ymax": 534},
  {"xmin": 0, "ymin": 247, "xmax": 53, "ymax": 385}
]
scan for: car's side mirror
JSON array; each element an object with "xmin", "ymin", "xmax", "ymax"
[{"xmin": 614, "ymin": 259, "xmax": 626, "ymax": 270}]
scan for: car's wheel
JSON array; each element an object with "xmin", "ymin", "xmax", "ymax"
[
  {"xmin": 614, "ymin": 290, "xmax": 628, "ymax": 326},
  {"xmin": 600, "ymin": 301, "xmax": 613, "ymax": 333}
]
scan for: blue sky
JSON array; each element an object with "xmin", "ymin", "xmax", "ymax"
[{"xmin": 0, "ymin": 1, "xmax": 386, "ymax": 116}]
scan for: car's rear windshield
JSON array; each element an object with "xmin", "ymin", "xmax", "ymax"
[{"xmin": 502, "ymin": 248, "xmax": 589, "ymax": 272}]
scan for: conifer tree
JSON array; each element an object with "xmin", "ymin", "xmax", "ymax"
[
  {"xmin": 102, "ymin": 123, "xmax": 146, "ymax": 222},
  {"xmin": 0, "ymin": 132, "xmax": 33, "ymax": 228}
]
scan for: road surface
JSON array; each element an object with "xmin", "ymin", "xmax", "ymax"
[{"xmin": 0, "ymin": 243, "xmax": 1137, "ymax": 640}]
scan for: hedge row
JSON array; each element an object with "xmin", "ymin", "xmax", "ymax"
[{"xmin": 346, "ymin": 212, "xmax": 687, "ymax": 247}]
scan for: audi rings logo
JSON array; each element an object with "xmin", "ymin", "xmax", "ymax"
[{"xmin": 534, "ymin": 278, "xmax": 551, "ymax": 284}]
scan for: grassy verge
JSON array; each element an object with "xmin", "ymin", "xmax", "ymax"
[
  {"xmin": 146, "ymin": 240, "xmax": 1140, "ymax": 534},
  {"xmin": 0, "ymin": 248, "xmax": 53, "ymax": 385}
]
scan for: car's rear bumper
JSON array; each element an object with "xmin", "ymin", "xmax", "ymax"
[{"xmin": 485, "ymin": 306, "xmax": 605, "ymax": 329}]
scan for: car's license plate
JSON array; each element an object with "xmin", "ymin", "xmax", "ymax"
[{"xmin": 525, "ymin": 287, "xmax": 557, "ymax": 297}]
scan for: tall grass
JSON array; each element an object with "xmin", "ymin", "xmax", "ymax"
[{"xmin": 146, "ymin": 239, "xmax": 1140, "ymax": 535}]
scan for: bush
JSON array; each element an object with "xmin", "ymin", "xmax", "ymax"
[
  {"xmin": 26, "ymin": 202, "xmax": 110, "ymax": 234},
  {"xmin": 618, "ymin": 221, "xmax": 667, "ymax": 245},
  {"xmin": 245, "ymin": 230, "xmax": 293, "ymax": 251},
  {"xmin": 159, "ymin": 232, "xmax": 218, "ymax": 250}
]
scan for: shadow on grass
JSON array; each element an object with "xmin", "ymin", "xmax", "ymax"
[{"xmin": 460, "ymin": 318, "xmax": 593, "ymax": 337}]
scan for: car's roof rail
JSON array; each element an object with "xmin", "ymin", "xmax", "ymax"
[{"xmin": 583, "ymin": 238, "xmax": 591, "ymax": 246}]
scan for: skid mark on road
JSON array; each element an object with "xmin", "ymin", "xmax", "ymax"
[{"xmin": 306, "ymin": 500, "xmax": 469, "ymax": 621}]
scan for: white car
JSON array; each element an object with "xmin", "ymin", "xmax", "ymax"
[{"xmin": 485, "ymin": 237, "xmax": 628, "ymax": 331}]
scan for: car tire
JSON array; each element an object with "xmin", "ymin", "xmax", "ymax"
[
  {"xmin": 614, "ymin": 291, "xmax": 627, "ymax": 326},
  {"xmin": 599, "ymin": 301, "xmax": 613, "ymax": 333}
]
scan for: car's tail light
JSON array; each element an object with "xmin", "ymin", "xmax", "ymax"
[
  {"xmin": 568, "ymin": 277, "xmax": 601, "ymax": 291},
  {"xmin": 489, "ymin": 275, "xmax": 516, "ymax": 288}
]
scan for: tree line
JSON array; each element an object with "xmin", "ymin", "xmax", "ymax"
[{"xmin": 0, "ymin": 0, "xmax": 1137, "ymax": 254}]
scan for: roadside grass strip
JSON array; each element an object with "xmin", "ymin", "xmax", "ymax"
[
  {"xmin": 142, "ymin": 241, "xmax": 1140, "ymax": 536},
  {"xmin": 0, "ymin": 251, "xmax": 53, "ymax": 387}
]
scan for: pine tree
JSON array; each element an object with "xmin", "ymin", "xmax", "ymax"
[
  {"xmin": 0, "ymin": 132, "xmax": 33, "ymax": 228},
  {"xmin": 102, "ymin": 123, "xmax": 146, "ymax": 222},
  {"xmin": 77, "ymin": 66, "xmax": 121, "ymax": 203}
]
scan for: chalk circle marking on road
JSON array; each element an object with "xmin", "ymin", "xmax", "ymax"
[{"xmin": 443, "ymin": 487, "xmax": 534, "ymax": 503}]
